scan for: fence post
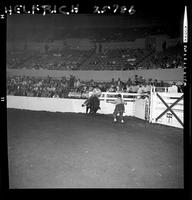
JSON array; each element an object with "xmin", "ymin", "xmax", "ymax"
[{"xmin": 149, "ymin": 86, "xmax": 154, "ymax": 123}]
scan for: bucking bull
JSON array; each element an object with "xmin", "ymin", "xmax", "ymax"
[{"xmin": 82, "ymin": 94, "xmax": 101, "ymax": 114}]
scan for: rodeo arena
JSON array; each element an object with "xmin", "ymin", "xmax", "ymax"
[{"xmin": 6, "ymin": 14, "xmax": 184, "ymax": 188}]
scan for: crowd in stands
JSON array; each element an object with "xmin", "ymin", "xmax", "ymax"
[
  {"xmin": 7, "ymin": 49, "xmax": 94, "ymax": 70},
  {"xmin": 67, "ymin": 27, "xmax": 163, "ymax": 42},
  {"xmin": 138, "ymin": 54, "xmax": 183, "ymax": 69},
  {"xmin": 7, "ymin": 51, "xmax": 38, "ymax": 69},
  {"xmin": 137, "ymin": 46, "xmax": 183, "ymax": 69},
  {"xmin": 88, "ymin": 48, "xmax": 151, "ymax": 70},
  {"xmin": 7, "ymin": 44, "xmax": 183, "ymax": 71},
  {"xmin": 7, "ymin": 76, "xmax": 71, "ymax": 98},
  {"xmin": 7, "ymin": 74, "xmax": 184, "ymax": 99}
]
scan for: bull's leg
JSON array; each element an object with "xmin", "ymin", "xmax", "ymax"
[
  {"xmin": 89, "ymin": 107, "xmax": 93, "ymax": 114},
  {"xmin": 93, "ymin": 108, "xmax": 97, "ymax": 114},
  {"xmin": 86, "ymin": 106, "xmax": 89, "ymax": 114},
  {"xmin": 92, "ymin": 108, "xmax": 96, "ymax": 114}
]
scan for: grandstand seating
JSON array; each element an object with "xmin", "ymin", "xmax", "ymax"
[
  {"xmin": 7, "ymin": 48, "xmax": 156, "ymax": 71},
  {"xmin": 136, "ymin": 46, "xmax": 183, "ymax": 69},
  {"xmin": 7, "ymin": 24, "xmax": 183, "ymax": 71},
  {"xmin": 85, "ymin": 48, "xmax": 152, "ymax": 70}
]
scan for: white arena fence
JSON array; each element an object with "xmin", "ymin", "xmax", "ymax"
[
  {"xmin": 7, "ymin": 88, "xmax": 183, "ymax": 129},
  {"xmin": 7, "ymin": 92, "xmax": 149, "ymax": 119}
]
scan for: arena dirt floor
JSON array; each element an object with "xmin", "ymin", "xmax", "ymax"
[{"xmin": 7, "ymin": 109, "xmax": 183, "ymax": 188}]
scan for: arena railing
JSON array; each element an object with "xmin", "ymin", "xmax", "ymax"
[
  {"xmin": 151, "ymin": 86, "xmax": 169, "ymax": 93},
  {"xmin": 99, "ymin": 92, "xmax": 149, "ymax": 103}
]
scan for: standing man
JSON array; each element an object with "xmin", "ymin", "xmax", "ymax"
[
  {"xmin": 168, "ymin": 82, "xmax": 178, "ymax": 93},
  {"xmin": 112, "ymin": 94, "xmax": 126, "ymax": 123}
]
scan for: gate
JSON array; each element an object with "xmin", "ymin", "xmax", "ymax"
[{"xmin": 149, "ymin": 87, "xmax": 184, "ymax": 129}]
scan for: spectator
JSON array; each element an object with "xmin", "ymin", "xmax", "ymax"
[
  {"xmin": 168, "ymin": 82, "xmax": 178, "ymax": 93},
  {"xmin": 145, "ymin": 83, "xmax": 152, "ymax": 94},
  {"xmin": 137, "ymin": 84, "xmax": 147, "ymax": 94},
  {"xmin": 130, "ymin": 84, "xmax": 139, "ymax": 93},
  {"xmin": 125, "ymin": 84, "xmax": 131, "ymax": 93},
  {"xmin": 52, "ymin": 93, "xmax": 60, "ymax": 98},
  {"xmin": 176, "ymin": 82, "xmax": 184, "ymax": 93},
  {"xmin": 7, "ymin": 75, "xmax": 182, "ymax": 100}
]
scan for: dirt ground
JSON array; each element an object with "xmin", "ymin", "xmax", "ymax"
[{"xmin": 7, "ymin": 109, "xmax": 183, "ymax": 188}]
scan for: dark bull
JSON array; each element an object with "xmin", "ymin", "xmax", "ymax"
[{"xmin": 82, "ymin": 95, "xmax": 100, "ymax": 114}]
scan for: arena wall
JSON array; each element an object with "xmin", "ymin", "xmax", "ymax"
[
  {"xmin": 7, "ymin": 68, "xmax": 184, "ymax": 82},
  {"xmin": 7, "ymin": 96, "xmax": 135, "ymax": 116},
  {"xmin": 7, "ymin": 96, "xmax": 86, "ymax": 113}
]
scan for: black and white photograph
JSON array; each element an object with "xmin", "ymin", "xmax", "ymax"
[{"xmin": 0, "ymin": 0, "xmax": 191, "ymax": 194}]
